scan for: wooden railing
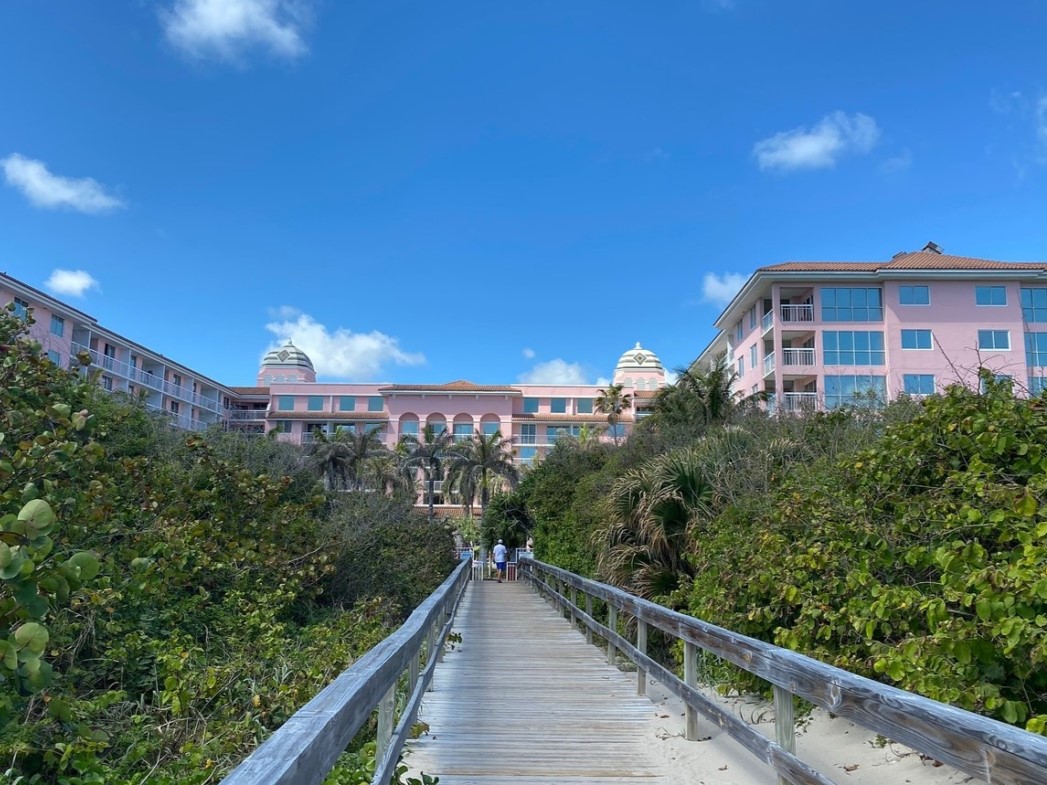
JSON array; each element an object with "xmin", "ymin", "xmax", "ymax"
[
  {"xmin": 219, "ymin": 558, "xmax": 471, "ymax": 785},
  {"xmin": 519, "ymin": 557, "xmax": 1047, "ymax": 785}
]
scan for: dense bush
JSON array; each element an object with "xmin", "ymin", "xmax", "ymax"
[{"xmin": 0, "ymin": 310, "xmax": 454, "ymax": 783}]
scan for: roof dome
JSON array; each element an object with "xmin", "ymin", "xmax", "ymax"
[
  {"xmin": 261, "ymin": 341, "xmax": 315, "ymax": 372},
  {"xmin": 614, "ymin": 342, "xmax": 664, "ymax": 374}
]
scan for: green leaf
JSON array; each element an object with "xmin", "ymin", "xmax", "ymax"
[
  {"xmin": 13, "ymin": 622, "xmax": 48, "ymax": 656},
  {"xmin": 1016, "ymin": 493, "xmax": 1038, "ymax": 518},
  {"xmin": 67, "ymin": 551, "xmax": 100, "ymax": 581},
  {"xmin": 0, "ymin": 640, "xmax": 16, "ymax": 670},
  {"xmin": 18, "ymin": 499, "xmax": 56, "ymax": 538}
]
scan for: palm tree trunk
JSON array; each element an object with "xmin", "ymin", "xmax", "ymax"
[{"xmin": 427, "ymin": 461, "xmax": 436, "ymax": 523}]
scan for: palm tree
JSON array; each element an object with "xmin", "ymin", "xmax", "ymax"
[
  {"xmin": 400, "ymin": 424, "xmax": 455, "ymax": 523},
  {"xmin": 649, "ymin": 354, "xmax": 755, "ymax": 434},
  {"xmin": 595, "ymin": 384, "xmax": 633, "ymax": 445},
  {"xmin": 362, "ymin": 451, "xmax": 415, "ymax": 499},
  {"xmin": 446, "ymin": 430, "xmax": 519, "ymax": 515},
  {"xmin": 309, "ymin": 430, "xmax": 353, "ymax": 491},
  {"xmin": 339, "ymin": 427, "xmax": 387, "ymax": 490},
  {"xmin": 594, "ymin": 446, "xmax": 712, "ymax": 602}
]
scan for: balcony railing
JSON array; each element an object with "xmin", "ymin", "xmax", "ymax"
[
  {"xmin": 780, "ymin": 304, "xmax": 814, "ymax": 323},
  {"xmin": 762, "ymin": 352, "xmax": 776, "ymax": 375},
  {"xmin": 761, "ymin": 310, "xmax": 774, "ymax": 331},
  {"xmin": 781, "ymin": 347, "xmax": 816, "ymax": 366},
  {"xmin": 782, "ymin": 392, "xmax": 819, "ymax": 412},
  {"xmin": 225, "ymin": 409, "xmax": 269, "ymax": 421}
]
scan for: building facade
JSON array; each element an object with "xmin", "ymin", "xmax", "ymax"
[{"xmin": 696, "ymin": 244, "xmax": 1047, "ymax": 411}]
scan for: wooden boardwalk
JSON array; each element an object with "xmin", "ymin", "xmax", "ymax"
[{"xmin": 404, "ymin": 579, "xmax": 671, "ymax": 785}]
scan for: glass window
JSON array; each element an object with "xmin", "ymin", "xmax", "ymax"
[
  {"xmin": 47, "ymin": 349, "xmax": 61, "ymax": 365},
  {"xmin": 399, "ymin": 420, "xmax": 419, "ymax": 438},
  {"xmin": 307, "ymin": 396, "xmax": 324, "ymax": 411},
  {"xmin": 551, "ymin": 398, "xmax": 567, "ymax": 413},
  {"xmin": 749, "ymin": 344, "xmax": 757, "ymax": 368},
  {"xmin": 335, "ymin": 424, "xmax": 357, "ymax": 435},
  {"xmin": 519, "ymin": 446, "xmax": 538, "ymax": 463},
  {"xmin": 576, "ymin": 398, "xmax": 593, "ymax": 414},
  {"xmin": 822, "ymin": 331, "xmax": 885, "ymax": 365},
  {"xmin": 901, "ymin": 329, "xmax": 933, "ymax": 350},
  {"xmin": 899, "ymin": 285, "xmax": 930, "ymax": 306},
  {"xmin": 364, "ymin": 423, "xmax": 382, "ymax": 434},
  {"xmin": 980, "ymin": 374, "xmax": 1013, "ymax": 394},
  {"xmin": 428, "ymin": 419, "xmax": 446, "ymax": 435},
  {"xmin": 1021, "ymin": 288, "xmax": 1047, "ymax": 322},
  {"xmin": 737, "ymin": 358, "xmax": 744, "ymax": 375},
  {"xmin": 519, "ymin": 423, "xmax": 537, "ymax": 444},
  {"xmin": 976, "ymin": 286, "xmax": 1007, "ymax": 306},
  {"xmin": 278, "ymin": 396, "xmax": 294, "ymax": 411},
  {"xmin": 274, "ymin": 420, "xmax": 292, "ymax": 433},
  {"xmin": 978, "ymin": 330, "xmax": 1010, "ymax": 350},
  {"xmin": 749, "ymin": 308, "xmax": 756, "ymax": 329},
  {"xmin": 339, "ymin": 396, "xmax": 356, "ymax": 412},
  {"xmin": 824, "ymin": 375, "xmax": 886, "ymax": 409},
  {"xmin": 903, "ymin": 374, "xmax": 935, "ymax": 395},
  {"xmin": 547, "ymin": 425, "xmax": 570, "ymax": 443},
  {"xmin": 734, "ymin": 321, "xmax": 743, "ymax": 341},
  {"xmin": 12, "ymin": 298, "xmax": 28, "ymax": 319},
  {"xmin": 1029, "ymin": 376, "xmax": 1047, "ymax": 395},
  {"xmin": 820, "ymin": 288, "xmax": 883, "ymax": 322},
  {"xmin": 453, "ymin": 423, "xmax": 473, "ymax": 440},
  {"xmin": 608, "ymin": 423, "xmax": 626, "ymax": 438},
  {"xmin": 368, "ymin": 396, "xmax": 384, "ymax": 412},
  {"xmin": 50, "ymin": 315, "xmax": 65, "ymax": 336},
  {"xmin": 523, "ymin": 398, "xmax": 539, "ymax": 414},
  {"xmin": 1025, "ymin": 332, "xmax": 1047, "ymax": 367}
]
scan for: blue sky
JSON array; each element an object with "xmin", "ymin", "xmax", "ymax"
[{"xmin": 3, "ymin": 1, "xmax": 1047, "ymax": 386}]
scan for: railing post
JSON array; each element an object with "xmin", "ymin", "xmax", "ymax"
[
  {"xmin": 607, "ymin": 605, "xmax": 618, "ymax": 666},
  {"xmin": 684, "ymin": 641, "xmax": 698, "ymax": 741},
  {"xmin": 585, "ymin": 594, "xmax": 593, "ymax": 645},
  {"xmin": 375, "ymin": 682, "xmax": 396, "ymax": 767},
  {"xmin": 438, "ymin": 600, "xmax": 449, "ymax": 663},
  {"xmin": 569, "ymin": 586, "xmax": 577, "ymax": 628},
  {"xmin": 774, "ymin": 685, "xmax": 796, "ymax": 785},
  {"xmin": 637, "ymin": 620, "xmax": 648, "ymax": 696},
  {"xmin": 426, "ymin": 619, "xmax": 437, "ymax": 692}
]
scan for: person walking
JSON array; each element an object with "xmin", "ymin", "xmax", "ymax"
[{"xmin": 493, "ymin": 539, "xmax": 508, "ymax": 583}]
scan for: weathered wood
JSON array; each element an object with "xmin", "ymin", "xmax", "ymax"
[
  {"xmin": 585, "ymin": 594, "xmax": 594, "ymax": 645},
  {"xmin": 570, "ymin": 586, "xmax": 578, "ymax": 628},
  {"xmin": 528, "ymin": 559, "xmax": 1047, "ymax": 785},
  {"xmin": 375, "ymin": 683, "xmax": 396, "ymax": 765},
  {"xmin": 636, "ymin": 619, "xmax": 647, "ymax": 697},
  {"xmin": 775, "ymin": 685, "xmax": 796, "ymax": 785},
  {"xmin": 684, "ymin": 640, "xmax": 698, "ymax": 741},
  {"xmin": 607, "ymin": 605, "xmax": 618, "ymax": 666},
  {"xmin": 220, "ymin": 558, "xmax": 470, "ymax": 785}
]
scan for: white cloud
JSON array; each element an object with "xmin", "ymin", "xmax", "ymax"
[
  {"xmin": 880, "ymin": 148, "xmax": 913, "ymax": 174},
  {"xmin": 1, "ymin": 154, "xmax": 124, "ymax": 213},
  {"xmin": 701, "ymin": 272, "xmax": 747, "ymax": 307},
  {"xmin": 522, "ymin": 347, "xmax": 536, "ymax": 359},
  {"xmin": 753, "ymin": 111, "xmax": 880, "ymax": 172},
  {"xmin": 1036, "ymin": 97, "xmax": 1047, "ymax": 154},
  {"xmin": 518, "ymin": 359, "xmax": 590, "ymax": 385},
  {"xmin": 264, "ymin": 310, "xmax": 425, "ymax": 380},
  {"xmin": 162, "ymin": 0, "xmax": 311, "ymax": 61},
  {"xmin": 45, "ymin": 269, "xmax": 100, "ymax": 298},
  {"xmin": 643, "ymin": 146, "xmax": 669, "ymax": 163},
  {"xmin": 595, "ymin": 376, "xmax": 611, "ymax": 387}
]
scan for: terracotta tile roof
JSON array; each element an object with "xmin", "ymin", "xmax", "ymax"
[
  {"xmin": 230, "ymin": 386, "xmax": 269, "ymax": 395},
  {"xmin": 763, "ymin": 252, "xmax": 1047, "ymax": 274},
  {"xmin": 272, "ymin": 412, "xmax": 389, "ymax": 421},
  {"xmin": 380, "ymin": 380, "xmax": 521, "ymax": 393}
]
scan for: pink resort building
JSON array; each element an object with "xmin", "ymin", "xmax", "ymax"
[
  {"xmin": 696, "ymin": 243, "xmax": 1047, "ymax": 412},
  {"xmin": 3, "ymin": 269, "xmax": 666, "ymax": 513}
]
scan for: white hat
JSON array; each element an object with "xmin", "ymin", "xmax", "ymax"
[{"xmin": 497, "ymin": 539, "xmax": 503, "ymax": 544}]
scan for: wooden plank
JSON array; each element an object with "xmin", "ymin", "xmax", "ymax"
[
  {"xmin": 528, "ymin": 559, "xmax": 1047, "ymax": 785},
  {"xmin": 405, "ymin": 581, "xmax": 671, "ymax": 783},
  {"xmin": 775, "ymin": 685, "xmax": 796, "ymax": 785}
]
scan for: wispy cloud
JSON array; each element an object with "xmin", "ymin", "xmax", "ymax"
[
  {"xmin": 1036, "ymin": 97, "xmax": 1047, "ymax": 158},
  {"xmin": 161, "ymin": 0, "xmax": 312, "ymax": 61},
  {"xmin": 1, "ymin": 154, "xmax": 124, "ymax": 213},
  {"xmin": 701, "ymin": 272, "xmax": 746, "ymax": 307},
  {"xmin": 753, "ymin": 111, "xmax": 880, "ymax": 172},
  {"xmin": 643, "ymin": 146, "xmax": 669, "ymax": 163},
  {"xmin": 45, "ymin": 269, "xmax": 100, "ymax": 298},
  {"xmin": 522, "ymin": 347, "xmax": 536, "ymax": 359},
  {"xmin": 518, "ymin": 359, "xmax": 590, "ymax": 385},
  {"xmin": 880, "ymin": 148, "xmax": 913, "ymax": 174},
  {"xmin": 264, "ymin": 308, "xmax": 425, "ymax": 380}
]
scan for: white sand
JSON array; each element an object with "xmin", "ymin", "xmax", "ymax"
[{"xmin": 637, "ymin": 673, "xmax": 972, "ymax": 785}]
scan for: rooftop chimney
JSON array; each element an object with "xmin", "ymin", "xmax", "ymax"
[{"xmin": 922, "ymin": 241, "xmax": 943, "ymax": 254}]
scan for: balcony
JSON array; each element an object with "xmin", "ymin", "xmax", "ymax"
[
  {"xmin": 762, "ymin": 352, "xmax": 776, "ymax": 375},
  {"xmin": 782, "ymin": 392, "xmax": 819, "ymax": 412},
  {"xmin": 517, "ymin": 434, "xmax": 538, "ymax": 445},
  {"xmin": 781, "ymin": 304, "xmax": 814, "ymax": 323},
  {"xmin": 761, "ymin": 310, "xmax": 774, "ymax": 332},
  {"xmin": 781, "ymin": 348, "xmax": 816, "ymax": 367},
  {"xmin": 225, "ymin": 409, "xmax": 268, "ymax": 421}
]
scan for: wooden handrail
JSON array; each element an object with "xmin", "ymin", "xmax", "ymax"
[
  {"xmin": 520, "ymin": 556, "xmax": 1047, "ymax": 785},
  {"xmin": 220, "ymin": 557, "xmax": 471, "ymax": 785}
]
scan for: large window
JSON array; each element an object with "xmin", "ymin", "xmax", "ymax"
[
  {"xmin": 899, "ymin": 285, "xmax": 929, "ymax": 306},
  {"xmin": 901, "ymin": 329, "xmax": 933, "ymax": 350},
  {"xmin": 519, "ymin": 446, "xmax": 538, "ymax": 464},
  {"xmin": 399, "ymin": 420, "xmax": 419, "ymax": 438},
  {"xmin": 749, "ymin": 344, "xmax": 757, "ymax": 368},
  {"xmin": 47, "ymin": 350, "xmax": 61, "ymax": 365},
  {"xmin": 50, "ymin": 315, "xmax": 65, "ymax": 337},
  {"xmin": 482, "ymin": 421, "xmax": 500, "ymax": 436},
  {"xmin": 453, "ymin": 423, "xmax": 473, "ymax": 441},
  {"xmin": 976, "ymin": 285, "xmax": 1007, "ymax": 306},
  {"xmin": 824, "ymin": 375, "xmax": 886, "ymax": 409},
  {"xmin": 547, "ymin": 425, "xmax": 571, "ymax": 443},
  {"xmin": 1021, "ymin": 288, "xmax": 1047, "ymax": 323},
  {"xmin": 519, "ymin": 424, "xmax": 537, "ymax": 444},
  {"xmin": 1026, "ymin": 332, "xmax": 1047, "ymax": 367},
  {"xmin": 576, "ymin": 398, "xmax": 593, "ymax": 414},
  {"xmin": 903, "ymin": 374, "xmax": 935, "ymax": 395},
  {"xmin": 277, "ymin": 395, "xmax": 295, "ymax": 411},
  {"xmin": 1029, "ymin": 376, "xmax": 1047, "ymax": 395},
  {"xmin": 523, "ymin": 398, "xmax": 539, "ymax": 414},
  {"xmin": 734, "ymin": 321, "xmax": 743, "ymax": 342},
  {"xmin": 978, "ymin": 330, "xmax": 1010, "ymax": 351},
  {"xmin": 820, "ymin": 288, "xmax": 883, "ymax": 322},
  {"xmin": 737, "ymin": 357, "xmax": 745, "ymax": 375},
  {"xmin": 307, "ymin": 396, "xmax": 323, "ymax": 411},
  {"xmin": 822, "ymin": 331, "xmax": 885, "ymax": 365},
  {"xmin": 273, "ymin": 420, "xmax": 292, "ymax": 434},
  {"xmin": 12, "ymin": 298, "xmax": 28, "ymax": 319},
  {"xmin": 368, "ymin": 396, "xmax": 384, "ymax": 412},
  {"xmin": 551, "ymin": 398, "xmax": 567, "ymax": 414},
  {"xmin": 339, "ymin": 396, "xmax": 356, "ymax": 411}
]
